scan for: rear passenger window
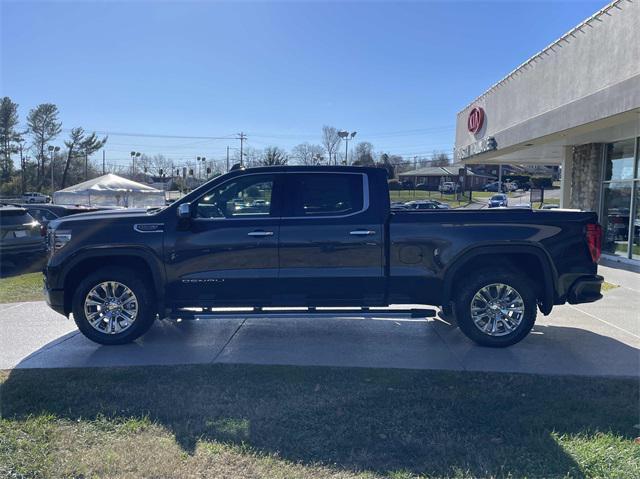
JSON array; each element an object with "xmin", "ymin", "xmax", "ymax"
[{"xmin": 290, "ymin": 173, "xmax": 364, "ymax": 217}]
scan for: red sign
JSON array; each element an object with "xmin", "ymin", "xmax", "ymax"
[{"xmin": 467, "ymin": 107, "xmax": 484, "ymax": 134}]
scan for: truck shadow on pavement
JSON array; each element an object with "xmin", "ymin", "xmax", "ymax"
[{"xmin": 2, "ymin": 323, "xmax": 639, "ymax": 478}]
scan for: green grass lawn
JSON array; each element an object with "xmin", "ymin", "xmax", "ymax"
[
  {"xmin": 0, "ymin": 272, "xmax": 43, "ymax": 303},
  {"xmin": 1, "ymin": 365, "xmax": 637, "ymax": 479}
]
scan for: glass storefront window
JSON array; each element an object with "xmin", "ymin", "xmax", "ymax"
[
  {"xmin": 632, "ymin": 182, "xmax": 640, "ymax": 260},
  {"xmin": 600, "ymin": 138, "xmax": 638, "ymax": 260},
  {"xmin": 602, "ymin": 182, "xmax": 632, "ymax": 257},
  {"xmin": 604, "ymin": 139, "xmax": 636, "ymax": 181}
]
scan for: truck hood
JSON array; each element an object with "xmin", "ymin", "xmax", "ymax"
[{"xmin": 48, "ymin": 207, "xmax": 161, "ymax": 229}]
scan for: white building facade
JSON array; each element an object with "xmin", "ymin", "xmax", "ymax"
[{"xmin": 454, "ymin": 0, "xmax": 640, "ymax": 264}]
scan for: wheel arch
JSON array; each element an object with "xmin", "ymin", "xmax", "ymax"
[
  {"xmin": 442, "ymin": 244, "xmax": 557, "ymax": 315},
  {"xmin": 61, "ymin": 247, "xmax": 164, "ymax": 316}
]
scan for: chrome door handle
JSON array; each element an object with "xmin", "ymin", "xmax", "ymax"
[
  {"xmin": 247, "ymin": 230, "xmax": 274, "ymax": 237},
  {"xmin": 350, "ymin": 230, "xmax": 376, "ymax": 236}
]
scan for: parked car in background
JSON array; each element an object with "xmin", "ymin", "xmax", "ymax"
[
  {"xmin": 405, "ymin": 200, "xmax": 449, "ymax": 210},
  {"xmin": 438, "ymin": 182, "xmax": 459, "ymax": 194},
  {"xmin": 24, "ymin": 204, "xmax": 110, "ymax": 225},
  {"xmin": 21, "ymin": 192, "xmax": 50, "ymax": 203},
  {"xmin": 415, "ymin": 182, "xmax": 430, "ymax": 191},
  {"xmin": 541, "ymin": 204, "xmax": 560, "ymax": 210},
  {"xmin": 483, "ymin": 181, "xmax": 506, "ymax": 193},
  {"xmin": 390, "ymin": 201, "xmax": 409, "ymax": 210},
  {"xmin": 0, "ymin": 205, "xmax": 45, "ymax": 269},
  {"xmin": 504, "ymin": 182, "xmax": 519, "ymax": 192},
  {"xmin": 429, "ymin": 199, "xmax": 450, "ymax": 209},
  {"xmin": 488, "ymin": 194, "xmax": 508, "ymax": 208}
]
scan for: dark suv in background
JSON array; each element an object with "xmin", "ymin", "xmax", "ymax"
[{"xmin": 0, "ymin": 205, "xmax": 45, "ymax": 271}]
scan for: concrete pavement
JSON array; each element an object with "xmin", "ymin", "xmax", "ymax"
[{"xmin": 1, "ymin": 265, "xmax": 638, "ymax": 377}]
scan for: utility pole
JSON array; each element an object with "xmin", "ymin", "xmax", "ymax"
[
  {"xmin": 238, "ymin": 132, "xmax": 247, "ymax": 167},
  {"xmin": 226, "ymin": 146, "xmax": 230, "ymax": 172},
  {"xmin": 84, "ymin": 151, "xmax": 88, "ymax": 180},
  {"xmin": 48, "ymin": 145, "xmax": 60, "ymax": 193},
  {"xmin": 102, "ymin": 150, "xmax": 105, "ymax": 175}
]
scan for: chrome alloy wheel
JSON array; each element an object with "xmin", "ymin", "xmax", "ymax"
[
  {"xmin": 470, "ymin": 283, "xmax": 525, "ymax": 337},
  {"xmin": 83, "ymin": 281, "xmax": 139, "ymax": 335}
]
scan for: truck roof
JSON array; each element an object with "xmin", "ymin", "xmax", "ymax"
[{"xmin": 234, "ymin": 165, "xmax": 388, "ymax": 176}]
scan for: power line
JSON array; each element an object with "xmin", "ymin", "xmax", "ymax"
[{"xmin": 56, "ymin": 128, "xmax": 237, "ymax": 141}]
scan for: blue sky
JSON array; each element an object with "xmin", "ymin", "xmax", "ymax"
[{"xmin": 1, "ymin": 0, "xmax": 607, "ymax": 168}]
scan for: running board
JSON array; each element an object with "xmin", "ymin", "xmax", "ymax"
[{"xmin": 168, "ymin": 307, "xmax": 437, "ymax": 321}]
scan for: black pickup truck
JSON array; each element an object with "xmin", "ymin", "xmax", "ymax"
[{"xmin": 43, "ymin": 166, "xmax": 604, "ymax": 347}]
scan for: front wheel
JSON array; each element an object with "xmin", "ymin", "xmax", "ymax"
[
  {"xmin": 72, "ymin": 267, "xmax": 156, "ymax": 345},
  {"xmin": 453, "ymin": 269, "xmax": 537, "ymax": 347}
]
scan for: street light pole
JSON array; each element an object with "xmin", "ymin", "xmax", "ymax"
[
  {"xmin": 338, "ymin": 130, "xmax": 357, "ymax": 165},
  {"xmin": 130, "ymin": 151, "xmax": 141, "ymax": 179}
]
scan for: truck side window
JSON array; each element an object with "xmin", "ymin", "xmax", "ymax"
[
  {"xmin": 195, "ymin": 174, "xmax": 274, "ymax": 218},
  {"xmin": 291, "ymin": 173, "xmax": 364, "ymax": 217}
]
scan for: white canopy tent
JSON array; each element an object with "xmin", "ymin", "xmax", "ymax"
[{"xmin": 53, "ymin": 174, "xmax": 165, "ymax": 208}]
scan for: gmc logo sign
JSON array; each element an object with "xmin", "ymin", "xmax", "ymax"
[{"xmin": 467, "ymin": 107, "xmax": 484, "ymax": 134}]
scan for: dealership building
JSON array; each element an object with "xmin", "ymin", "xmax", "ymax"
[{"xmin": 454, "ymin": 0, "xmax": 639, "ymax": 265}]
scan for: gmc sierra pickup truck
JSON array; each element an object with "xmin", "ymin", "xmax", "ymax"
[{"xmin": 43, "ymin": 166, "xmax": 604, "ymax": 347}]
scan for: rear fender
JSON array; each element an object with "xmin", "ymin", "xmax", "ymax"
[{"xmin": 442, "ymin": 244, "xmax": 557, "ymax": 315}]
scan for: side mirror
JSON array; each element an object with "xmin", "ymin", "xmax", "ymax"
[{"xmin": 177, "ymin": 202, "xmax": 191, "ymax": 219}]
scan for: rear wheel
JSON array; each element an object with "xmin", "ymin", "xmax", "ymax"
[
  {"xmin": 453, "ymin": 268, "xmax": 537, "ymax": 347},
  {"xmin": 72, "ymin": 267, "xmax": 156, "ymax": 345}
]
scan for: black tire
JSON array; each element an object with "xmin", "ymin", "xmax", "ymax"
[
  {"xmin": 72, "ymin": 266, "xmax": 156, "ymax": 345},
  {"xmin": 453, "ymin": 268, "xmax": 537, "ymax": 347}
]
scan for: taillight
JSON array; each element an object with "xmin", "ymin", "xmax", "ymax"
[
  {"xmin": 40, "ymin": 224, "xmax": 47, "ymax": 237},
  {"xmin": 586, "ymin": 223, "xmax": 602, "ymax": 263}
]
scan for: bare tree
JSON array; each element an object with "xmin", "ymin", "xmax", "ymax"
[
  {"xmin": 376, "ymin": 153, "xmax": 396, "ymax": 179},
  {"xmin": 61, "ymin": 128, "xmax": 107, "ymax": 187},
  {"xmin": 321, "ymin": 125, "xmax": 341, "ymax": 165},
  {"xmin": 353, "ymin": 141, "xmax": 375, "ymax": 166},
  {"xmin": 260, "ymin": 146, "xmax": 288, "ymax": 166},
  {"xmin": 138, "ymin": 154, "xmax": 173, "ymax": 178},
  {"xmin": 388, "ymin": 154, "xmax": 412, "ymax": 174},
  {"xmin": 291, "ymin": 143, "xmax": 326, "ymax": 165},
  {"xmin": 27, "ymin": 103, "xmax": 62, "ymax": 188},
  {"xmin": 430, "ymin": 151, "xmax": 450, "ymax": 167}
]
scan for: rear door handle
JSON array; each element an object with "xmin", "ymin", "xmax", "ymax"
[
  {"xmin": 248, "ymin": 230, "xmax": 274, "ymax": 237},
  {"xmin": 350, "ymin": 230, "xmax": 376, "ymax": 236}
]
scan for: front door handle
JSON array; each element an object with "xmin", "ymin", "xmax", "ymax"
[
  {"xmin": 350, "ymin": 230, "xmax": 376, "ymax": 236},
  {"xmin": 248, "ymin": 230, "xmax": 274, "ymax": 237}
]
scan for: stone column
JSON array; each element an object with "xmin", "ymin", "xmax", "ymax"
[{"xmin": 569, "ymin": 143, "xmax": 604, "ymax": 212}]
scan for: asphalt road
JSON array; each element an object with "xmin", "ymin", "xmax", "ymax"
[{"xmin": 1, "ymin": 265, "xmax": 638, "ymax": 377}]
